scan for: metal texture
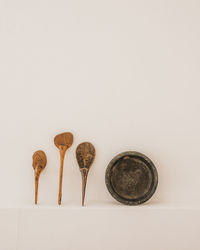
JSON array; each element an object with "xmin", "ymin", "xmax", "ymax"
[{"xmin": 105, "ymin": 151, "xmax": 158, "ymax": 205}]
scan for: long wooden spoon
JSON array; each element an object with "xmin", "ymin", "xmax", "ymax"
[
  {"xmin": 54, "ymin": 132, "xmax": 73, "ymax": 205},
  {"xmin": 32, "ymin": 150, "xmax": 47, "ymax": 205},
  {"xmin": 76, "ymin": 142, "xmax": 95, "ymax": 206}
]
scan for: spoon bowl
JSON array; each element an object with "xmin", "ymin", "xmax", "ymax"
[{"xmin": 54, "ymin": 132, "xmax": 73, "ymax": 150}]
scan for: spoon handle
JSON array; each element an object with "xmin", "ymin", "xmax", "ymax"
[
  {"xmin": 80, "ymin": 168, "xmax": 88, "ymax": 206},
  {"xmin": 34, "ymin": 171, "xmax": 39, "ymax": 205},
  {"xmin": 58, "ymin": 149, "xmax": 66, "ymax": 205}
]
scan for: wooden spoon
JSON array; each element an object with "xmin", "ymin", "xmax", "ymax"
[
  {"xmin": 32, "ymin": 150, "xmax": 47, "ymax": 205},
  {"xmin": 76, "ymin": 142, "xmax": 95, "ymax": 206},
  {"xmin": 54, "ymin": 132, "xmax": 73, "ymax": 205}
]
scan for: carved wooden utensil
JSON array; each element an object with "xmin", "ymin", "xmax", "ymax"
[
  {"xmin": 54, "ymin": 132, "xmax": 73, "ymax": 205},
  {"xmin": 76, "ymin": 142, "xmax": 95, "ymax": 206},
  {"xmin": 32, "ymin": 150, "xmax": 47, "ymax": 205}
]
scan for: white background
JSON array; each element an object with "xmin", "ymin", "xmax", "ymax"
[
  {"xmin": 1, "ymin": 0, "xmax": 199, "ymax": 207},
  {"xmin": 0, "ymin": 0, "xmax": 200, "ymax": 249}
]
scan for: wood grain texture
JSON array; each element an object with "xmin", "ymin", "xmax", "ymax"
[
  {"xmin": 32, "ymin": 150, "xmax": 47, "ymax": 205},
  {"xmin": 76, "ymin": 142, "xmax": 95, "ymax": 206},
  {"xmin": 54, "ymin": 132, "xmax": 73, "ymax": 205}
]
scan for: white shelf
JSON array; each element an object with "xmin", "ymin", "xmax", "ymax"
[{"xmin": 1, "ymin": 202, "xmax": 200, "ymax": 250}]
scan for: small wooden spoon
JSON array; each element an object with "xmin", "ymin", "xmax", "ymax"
[
  {"xmin": 32, "ymin": 150, "xmax": 47, "ymax": 205},
  {"xmin": 54, "ymin": 132, "xmax": 73, "ymax": 205},
  {"xmin": 76, "ymin": 142, "xmax": 95, "ymax": 206}
]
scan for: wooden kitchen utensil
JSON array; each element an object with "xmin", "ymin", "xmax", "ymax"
[
  {"xmin": 76, "ymin": 142, "xmax": 95, "ymax": 206},
  {"xmin": 32, "ymin": 150, "xmax": 47, "ymax": 205},
  {"xmin": 54, "ymin": 132, "xmax": 73, "ymax": 205}
]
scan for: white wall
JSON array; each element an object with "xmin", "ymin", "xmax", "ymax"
[{"xmin": 0, "ymin": 0, "xmax": 200, "ymax": 207}]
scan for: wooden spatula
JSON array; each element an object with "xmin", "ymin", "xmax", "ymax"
[
  {"xmin": 32, "ymin": 150, "xmax": 47, "ymax": 205},
  {"xmin": 76, "ymin": 142, "xmax": 95, "ymax": 206},
  {"xmin": 54, "ymin": 132, "xmax": 73, "ymax": 205}
]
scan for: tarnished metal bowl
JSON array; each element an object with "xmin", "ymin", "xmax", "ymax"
[{"xmin": 105, "ymin": 151, "xmax": 158, "ymax": 205}]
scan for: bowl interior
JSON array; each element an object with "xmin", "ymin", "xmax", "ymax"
[{"xmin": 105, "ymin": 152, "xmax": 158, "ymax": 205}]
